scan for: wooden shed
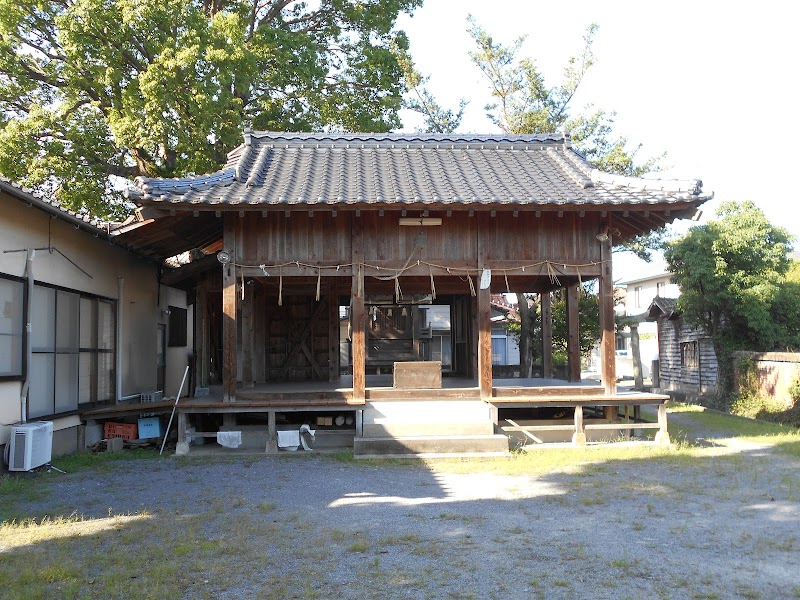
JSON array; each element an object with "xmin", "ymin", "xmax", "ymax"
[{"xmin": 107, "ymin": 131, "xmax": 711, "ymax": 455}]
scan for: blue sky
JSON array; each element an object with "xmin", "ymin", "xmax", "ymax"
[{"xmin": 397, "ymin": 1, "xmax": 798, "ymax": 278}]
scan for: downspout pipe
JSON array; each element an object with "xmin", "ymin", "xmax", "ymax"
[
  {"xmin": 116, "ymin": 277, "xmax": 123, "ymax": 403},
  {"xmin": 20, "ymin": 249, "xmax": 35, "ymax": 424}
]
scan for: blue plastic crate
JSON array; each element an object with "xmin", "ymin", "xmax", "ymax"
[{"xmin": 137, "ymin": 417, "xmax": 162, "ymax": 439}]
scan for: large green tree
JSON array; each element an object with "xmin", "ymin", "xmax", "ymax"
[
  {"xmin": 467, "ymin": 19, "xmax": 662, "ymax": 179},
  {"xmin": 664, "ymin": 201, "xmax": 795, "ymax": 396},
  {"xmin": 0, "ymin": 0, "xmax": 421, "ymax": 218},
  {"xmin": 466, "ymin": 19, "xmax": 666, "ymax": 373}
]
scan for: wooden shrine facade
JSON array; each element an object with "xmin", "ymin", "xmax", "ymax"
[
  {"xmin": 208, "ymin": 206, "xmax": 612, "ymax": 402},
  {"xmin": 109, "ymin": 131, "xmax": 711, "ymax": 450}
]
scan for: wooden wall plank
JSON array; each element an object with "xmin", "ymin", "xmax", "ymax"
[
  {"xmin": 241, "ymin": 284, "xmax": 254, "ymax": 387},
  {"xmin": 566, "ymin": 284, "xmax": 581, "ymax": 382},
  {"xmin": 328, "ymin": 289, "xmax": 340, "ymax": 382}
]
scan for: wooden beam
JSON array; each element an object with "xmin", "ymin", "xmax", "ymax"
[
  {"xmin": 222, "ymin": 216, "xmax": 237, "ymax": 402},
  {"xmin": 541, "ymin": 292, "xmax": 553, "ymax": 379},
  {"xmin": 351, "ymin": 216, "xmax": 366, "ymax": 402},
  {"xmin": 566, "ymin": 284, "xmax": 581, "ymax": 382},
  {"xmin": 599, "ymin": 233, "xmax": 617, "ymax": 409}
]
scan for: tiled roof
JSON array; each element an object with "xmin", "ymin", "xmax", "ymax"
[
  {"xmin": 646, "ymin": 297, "xmax": 680, "ymax": 321},
  {"xmin": 0, "ymin": 177, "xmax": 109, "ymax": 233},
  {"xmin": 126, "ymin": 131, "xmax": 711, "ymax": 209}
]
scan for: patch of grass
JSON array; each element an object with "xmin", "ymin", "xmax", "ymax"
[
  {"xmin": 347, "ymin": 539, "xmax": 370, "ymax": 553},
  {"xmin": 54, "ymin": 448, "xmax": 164, "ymax": 471},
  {"xmin": 257, "ymin": 502, "xmax": 276, "ymax": 514},
  {"xmin": 379, "ymin": 533, "xmax": 424, "ymax": 546}
]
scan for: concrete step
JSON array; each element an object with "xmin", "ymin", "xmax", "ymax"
[
  {"xmin": 353, "ymin": 434, "xmax": 510, "ymax": 458},
  {"xmin": 362, "ymin": 422, "xmax": 495, "ymax": 437}
]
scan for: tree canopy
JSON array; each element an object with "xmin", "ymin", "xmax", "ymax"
[
  {"xmin": 0, "ymin": 0, "xmax": 421, "ymax": 218},
  {"xmin": 664, "ymin": 201, "xmax": 797, "ymax": 393}
]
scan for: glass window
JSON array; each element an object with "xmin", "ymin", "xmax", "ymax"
[
  {"xmin": 31, "ymin": 286, "xmax": 55, "ymax": 352},
  {"xmin": 29, "ymin": 354, "xmax": 55, "ymax": 418},
  {"xmin": 27, "ymin": 283, "xmax": 116, "ymax": 417},
  {"xmin": 0, "ymin": 277, "xmax": 24, "ymax": 378},
  {"xmin": 492, "ymin": 337, "xmax": 507, "ymax": 365}
]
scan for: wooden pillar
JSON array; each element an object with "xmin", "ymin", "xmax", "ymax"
[
  {"xmin": 477, "ymin": 215, "xmax": 492, "ymax": 399},
  {"xmin": 241, "ymin": 283, "xmax": 254, "ymax": 388},
  {"xmin": 266, "ymin": 411, "xmax": 277, "ymax": 452},
  {"xmin": 328, "ymin": 289, "xmax": 340, "ymax": 382},
  {"xmin": 351, "ymin": 216, "xmax": 366, "ymax": 402},
  {"xmin": 655, "ymin": 402, "xmax": 670, "ymax": 445},
  {"xmin": 630, "ymin": 323, "xmax": 644, "ymax": 390},
  {"xmin": 222, "ymin": 215, "xmax": 237, "ymax": 402},
  {"xmin": 541, "ymin": 292, "xmax": 553, "ymax": 379},
  {"xmin": 477, "ymin": 283, "xmax": 492, "ymax": 399},
  {"xmin": 599, "ymin": 234, "xmax": 616, "ymax": 393},
  {"xmin": 599, "ymin": 233, "xmax": 617, "ymax": 418},
  {"xmin": 175, "ymin": 412, "xmax": 189, "ymax": 455},
  {"xmin": 572, "ymin": 405, "xmax": 586, "ymax": 446},
  {"xmin": 566, "ymin": 284, "xmax": 581, "ymax": 382}
]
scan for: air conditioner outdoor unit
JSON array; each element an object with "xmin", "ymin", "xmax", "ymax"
[{"xmin": 3, "ymin": 421, "xmax": 53, "ymax": 472}]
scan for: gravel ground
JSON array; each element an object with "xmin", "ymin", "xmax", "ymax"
[{"xmin": 4, "ymin": 422, "xmax": 800, "ymax": 600}]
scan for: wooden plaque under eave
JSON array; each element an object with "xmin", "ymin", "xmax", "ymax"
[{"xmin": 393, "ymin": 361, "xmax": 442, "ymax": 389}]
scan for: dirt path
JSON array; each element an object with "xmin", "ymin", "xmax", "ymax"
[{"xmin": 2, "ymin": 418, "xmax": 799, "ymax": 599}]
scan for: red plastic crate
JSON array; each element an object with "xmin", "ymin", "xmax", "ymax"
[{"xmin": 104, "ymin": 422, "xmax": 138, "ymax": 441}]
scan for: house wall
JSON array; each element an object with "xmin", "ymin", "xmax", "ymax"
[
  {"xmin": 655, "ymin": 316, "xmax": 718, "ymax": 395},
  {"xmin": 623, "ymin": 274, "xmax": 678, "ymax": 314},
  {"xmin": 159, "ymin": 285, "xmax": 193, "ymax": 397},
  {"xmin": 0, "ymin": 191, "xmax": 188, "ymax": 453}
]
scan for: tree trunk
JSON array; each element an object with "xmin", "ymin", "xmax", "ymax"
[{"xmin": 516, "ymin": 293, "xmax": 533, "ymax": 378}]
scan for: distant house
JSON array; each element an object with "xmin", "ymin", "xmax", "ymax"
[
  {"xmin": 0, "ymin": 179, "xmax": 190, "ymax": 457},
  {"xmin": 645, "ymin": 297, "xmax": 718, "ymax": 396},
  {"xmin": 615, "ymin": 270, "xmax": 680, "ymax": 380}
]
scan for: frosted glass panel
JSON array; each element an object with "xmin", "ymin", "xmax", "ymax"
[
  {"xmin": 79, "ymin": 352, "xmax": 94, "ymax": 403},
  {"xmin": 0, "ymin": 333, "xmax": 22, "ymax": 377},
  {"xmin": 32, "ymin": 286, "xmax": 55, "ymax": 352},
  {"xmin": 55, "ymin": 353, "xmax": 79, "ymax": 413},
  {"xmin": 0, "ymin": 278, "xmax": 23, "ymax": 334},
  {"xmin": 98, "ymin": 301, "xmax": 114, "ymax": 350},
  {"xmin": 98, "ymin": 353, "xmax": 114, "ymax": 401},
  {"xmin": 56, "ymin": 291, "xmax": 80, "ymax": 352},
  {"xmin": 80, "ymin": 297, "xmax": 96, "ymax": 348},
  {"xmin": 29, "ymin": 354, "xmax": 55, "ymax": 418}
]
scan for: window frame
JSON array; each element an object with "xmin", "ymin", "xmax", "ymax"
[
  {"xmin": 680, "ymin": 340, "xmax": 699, "ymax": 369},
  {"xmin": 0, "ymin": 273, "xmax": 26, "ymax": 382},
  {"xmin": 27, "ymin": 280, "xmax": 117, "ymax": 420}
]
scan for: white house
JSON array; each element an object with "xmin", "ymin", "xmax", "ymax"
[
  {"xmin": 615, "ymin": 269, "xmax": 680, "ymax": 380},
  {"xmin": 1, "ymin": 179, "xmax": 190, "ymax": 458}
]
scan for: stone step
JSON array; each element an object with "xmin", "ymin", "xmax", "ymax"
[{"xmin": 353, "ymin": 434, "xmax": 510, "ymax": 458}]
